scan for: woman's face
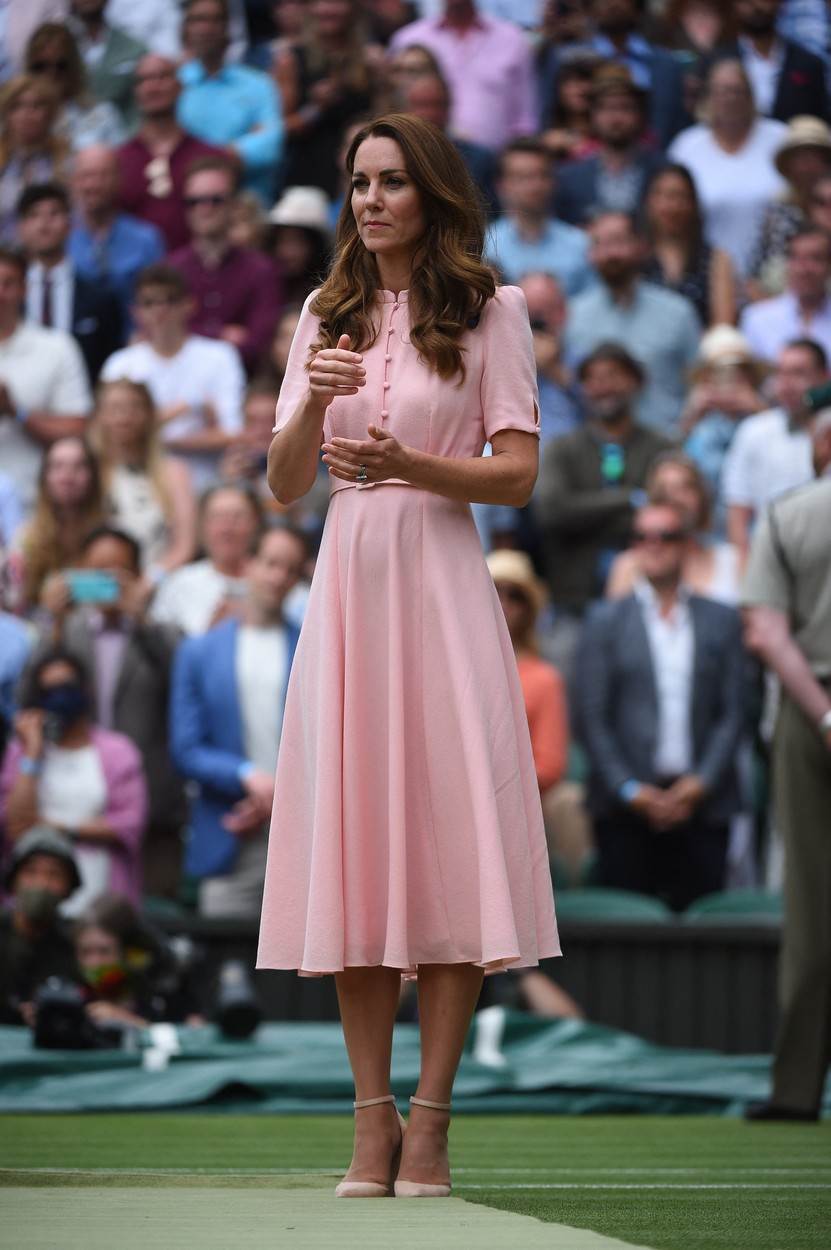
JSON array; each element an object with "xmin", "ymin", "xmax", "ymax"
[
  {"xmin": 271, "ymin": 309, "xmax": 302, "ymax": 375},
  {"xmin": 44, "ymin": 439, "xmax": 93, "ymax": 509},
  {"xmin": 28, "ymin": 37, "xmax": 73, "ymax": 102},
  {"xmin": 782, "ymin": 148, "xmax": 831, "ymax": 195},
  {"xmin": 76, "ymin": 926, "xmax": 122, "ymax": 973},
  {"xmin": 351, "ymin": 136, "xmax": 426, "ymax": 269},
  {"xmin": 311, "ymin": 0, "xmax": 352, "ymax": 35},
  {"xmin": 6, "ymin": 89, "xmax": 52, "ymax": 148},
  {"xmin": 96, "ymin": 386, "xmax": 150, "ymax": 450},
  {"xmin": 647, "ymin": 172, "xmax": 695, "ymax": 236},
  {"xmin": 652, "ymin": 464, "xmax": 704, "ymax": 529},
  {"xmin": 494, "ymin": 581, "xmax": 534, "ymax": 642},
  {"xmin": 388, "ymin": 47, "xmax": 435, "ymax": 94},
  {"xmin": 272, "ymin": 225, "xmax": 314, "ymax": 277},
  {"xmin": 707, "ymin": 63, "xmax": 753, "ymax": 131}
]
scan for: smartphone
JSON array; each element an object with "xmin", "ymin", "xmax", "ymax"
[{"xmin": 65, "ymin": 569, "xmax": 121, "ymax": 605}]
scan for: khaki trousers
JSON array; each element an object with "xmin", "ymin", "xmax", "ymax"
[{"xmin": 771, "ymin": 694, "xmax": 831, "ymax": 1111}]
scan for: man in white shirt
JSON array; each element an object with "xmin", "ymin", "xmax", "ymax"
[
  {"xmin": 170, "ymin": 524, "xmax": 306, "ymax": 918},
  {"xmin": 574, "ymin": 500, "xmax": 745, "ymax": 911},
  {"xmin": 0, "ymin": 247, "xmax": 91, "ymax": 514},
  {"xmin": 722, "ymin": 337, "xmax": 825, "ymax": 556},
  {"xmin": 740, "ymin": 228, "xmax": 831, "ymax": 365},
  {"xmin": 101, "ymin": 263, "xmax": 245, "ymax": 490}
]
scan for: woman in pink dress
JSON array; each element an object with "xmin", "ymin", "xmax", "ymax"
[{"xmin": 256, "ymin": 114, "xmax": 559, "ymax": 1199}]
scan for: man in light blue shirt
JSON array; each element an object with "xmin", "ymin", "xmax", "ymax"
[
  {"xmin": 177, "ymin": 0, "xmax": 283, "ymax": 205},
  {"xmin": 564, "ymin": 211, "xmax": 701, "ymax": 436},
  {"xmin": 486, "ymin": 139, "xmax": 594, "ymax": 297}
]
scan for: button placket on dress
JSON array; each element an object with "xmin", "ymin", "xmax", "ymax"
[{"xmin": 357, "ymin": 297, "xmax": 398, "ymax": 489}]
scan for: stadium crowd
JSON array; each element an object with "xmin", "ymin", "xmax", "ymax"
[{"xmin": 1, "ymin": 1, "xmax": 831, "ymax": 1049}]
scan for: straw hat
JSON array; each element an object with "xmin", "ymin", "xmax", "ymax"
[
  {"xmin": 267, "ymin": 185, "xmax": 332, "ymax": 238},
  {"xmin": 774, "ymin": 115, "xmax": 831, "ymax": 177},
  {"xmin": 486, "ymin": 549, "xmax": 548, "ymax": 617},
  {"xmin": 689, "ymin": 324, "xmax": 770, "ymax": 386}
]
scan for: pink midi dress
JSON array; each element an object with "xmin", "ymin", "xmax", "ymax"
[{"xmin": 256, "ymin": 284, "xmax": 560, "ymax": 978}]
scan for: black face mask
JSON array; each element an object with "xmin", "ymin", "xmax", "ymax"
[{"xmin": 36, "ymin": 682, "xmax": 89, "ymax": 731}]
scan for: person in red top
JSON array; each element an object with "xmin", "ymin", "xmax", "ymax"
[{"xmin": 116, "ymin": 54, "xmax": 224, "ymax": 251}]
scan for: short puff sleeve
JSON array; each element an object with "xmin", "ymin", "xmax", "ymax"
[
  {"xmin": 480, "ymin": 285, "xmax": 540, "ymax": 442},
  {"xmin": 272, "ymin": 290, "xmax": 323, "ymax": 433}
]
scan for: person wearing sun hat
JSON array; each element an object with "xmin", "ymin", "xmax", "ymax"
[
  {"xmin": 265, "ymin": 185, "xmax": 333, "ymax": 306},
  {"xmin": 748, "ymin": 115, "xmax": 831, "ymax": 298}
]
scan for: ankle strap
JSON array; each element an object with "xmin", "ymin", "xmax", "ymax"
[
  {"xmin": 409, "ymin": 1096, "xmax": 451, "ymax": 1111},
  {"xmin": 353, "ymin": 1094, "xmax": 396, "ymax": 1109}
]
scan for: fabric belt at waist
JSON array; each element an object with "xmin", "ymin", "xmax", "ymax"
[{"xmin": 329, "ymin": 477, "xmax": 413, "ymax": 496}]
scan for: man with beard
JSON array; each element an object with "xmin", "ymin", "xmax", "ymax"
[
  {"xmin": 533, "ymin": 342, "xmax": 673, "ymax": 620},
  {"xmin": 714, "ymin": 0, "xmax": 828, "ymax": 123},
  {"xmin": 553, "ymin": 66, "xmax": 667, "ymax": 227},
  {"xmin": 0, "ymin": 825, "xmax": 82, "ymax": 1025},
  {"xmin": 565, "ymin": 211, "xmax": 701, "ymax": 436}
]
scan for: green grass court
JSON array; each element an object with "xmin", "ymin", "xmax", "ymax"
[{"xmin": 3, "ymin": 1113, "xmax": 828, "ymax": 1250}]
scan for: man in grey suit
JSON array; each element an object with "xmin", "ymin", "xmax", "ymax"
[{"xmin": 574, "ymin": 499, "xmax": 745, "ymax": 911}]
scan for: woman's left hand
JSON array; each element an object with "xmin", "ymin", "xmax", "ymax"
[{"xmin": 321, "ymin": 426, "xmax": 412, "ymax": 484}]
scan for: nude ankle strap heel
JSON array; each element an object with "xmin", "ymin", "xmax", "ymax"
[
  {"xmin": 335, "ymin": 1095, "xmax": 406, "ymax": 1199},
  {"xmin": 393, "ymin": 1096, "xmax": 452, "ymax": 1198}
]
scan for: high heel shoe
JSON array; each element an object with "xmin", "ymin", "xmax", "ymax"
[
  {"xmin": 393, "ymin": 1096, "xmax": 452, "ymax": 1198},
  {"xmin": 334, "ymin": 1094, "xmax": 407, "ymax": 1198}
]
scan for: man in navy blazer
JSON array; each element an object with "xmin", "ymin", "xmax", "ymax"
[
  {"xmin": 574, "ymin": 499, "xmax": 746, "ymax": 912},
  {"xmin": 170, "ymin": 525, "xmax": 306, "ymax": 918},
  {"xmin": 16, "ymin": 182, "xmax": 124, "ymax": 384}
]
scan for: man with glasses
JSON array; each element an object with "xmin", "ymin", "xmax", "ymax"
[
  {"xmin": 574, "ymin": 498, "xmax": 745, "ymax": 911},
  {"xmin": 117, "ymin": 54, "xmax": 225, "ymax": 251},
  {"xmin": 168, "ymin": 156, "xmax": 283, "ymax": 372}
]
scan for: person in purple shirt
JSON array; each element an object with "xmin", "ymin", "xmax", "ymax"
[
  {"xmin": 389, "ymin": 0, "xmax": 537, "ymax": 152},
  {"xmin": 117, "ymin": 54, "xmax": 225, "ymax": 252},
  {"xmin": 167, "ymin": 155, "xmax": 284, "ymax": 373}
]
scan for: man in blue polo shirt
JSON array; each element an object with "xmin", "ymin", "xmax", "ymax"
[{"xmin": 177, "ymin": 0, "xmax": 284, "ymax": 205}]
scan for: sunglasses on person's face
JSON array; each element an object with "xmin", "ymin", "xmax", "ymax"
[
  {"xmin": 632, "ymin": 529, "xmax": 685, "ymax": 545},
  {"xmin": 30, "ymin": 59, "xmax": 70, "ymax": 73},
  {"xmin": 184, "ymin": 194, "xmax": 230, "ymax": 209}
]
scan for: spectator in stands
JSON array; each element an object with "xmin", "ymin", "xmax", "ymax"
[
  {"xmin": 273, "ymin": 0, "xmax": 382, "ymax": 199},
  {"xmin": 667, "ymin": 59, "xmax": 787, "ymax": 278},
  {"xmin": 653, "ymin": 0, "xmax": 735, "ymax": 114},
  {"xmin": 265, "ymin": 186, "xmax": 331, "ymax": 308},
  {"xmin": 117, "ymin": 54, "xmax": 224, "ymax": 252},
  {"xmin": 16, "ymin": 435, "xmax": 103, "ymax": 613},
  {"xmin": 24, "ymin": 22, "xmax": 124, "ymax": 150},
  {"xmin": 169, "ymin": 156, "xmax": 283, "ymax": 374},
  {"xmin": 229, "ymin": 191, "xmax": 267, "ymax": 250},
  {"xmin": 747, "ymin": 115, "xmax": 831, "ymax": 300},
  {"xmin": 104, "ymin": 0, "xmax": 182, "ymax": 61},
  {"xmin": 539, "ymin": 0, "xmax": 689, "ymax": 151},
  {"xmin": 67, "ymin": 0, "xmax": 146, "ymax": 130},
  {"xmin": 807, "ymin": 172, "xmax": 831, "ymax": 239},
  {"xmin": 607, "ymin": 452, "xmax": 743, "ymax": 605},
  {"xmin": 0, "ymin": 74, "xmax": 70, "ymax": 243},
  {"xmin": 92, "ymin": 379, "xmax": 197, "ymax": 577},
  {"xmin": 0, "ymin": 246, "xmax": 91, "ymax": 515},
  {"xmin": 575, "ymin": 498, "xmax": 745, "ymax": 912},
  {"xmin": 553, "ymin": 66, "xmax": 665, "ymax": 228},
  {"xmin": 29, "ymin": 525, "xmax": 187, "ymax": 900},
  {"xmin": 518, "ymin": 271, "xmax": 581, "ymax": 447},
  {"xmin": 177, "ymin": 0, "xmax": 284, "ymax": 205},
  {"xmin": 0, "ymin": 647, "xmax": 147, "ymax": 917},
  {"xmin": 641, "ymin": 164, "xmax": 737, "ymax": 328},
  {"xmin": 714, "ymin": 0, "xmax": 828, "ymax": 123},
  {"xmin": 564, "ymin": 211, "xmax": 701, "ymax": 435},
  {"xmin": 487, "ymin": 138, "xmax": 593, "ymax": 297},
  {"xmin": 68, "ymin": 145, "xmax": 165, "ymax": 326},
  {"xmin": 100, "ymin": 264, "xmax": 245, "ymax": 492},
  {"xmin": 258, "ymin": 303, "xmax": 302, "ymax": 387},
  {"xmin": 722, "ymin": 337, "xmax": 825, "ymax": 557},
  {"xmin": 740, "ymin": 228, "xmax": 831, "ymax": 365},
  {"xmin": 389, "ymin": 1, "xmax": 536, "ymax": 152},
  {"xmin": 401, "ymin": 71, "xmax": 498, "ymax": 217},
  {"xmin": 170, "ymin": 525, "xmax": 305, "ymax": 917},
  {"xmin": 219, "ymin": 378, "xmax": 282, "ymax": 507},
  {"xmin": 681, "ymin": 324, "xmax": 769, "ymax": 516},
  {"xmin": 17, "ymin": 181, "xmax": 123, "ymax": 384},
  {"xmin": 385, "ymin": 40, "xmax": 443, "ymax": 105},
  {"xmin": 538, "ymin": 53, "xmax": 600, "ymax": 165},
  {"xmin": 368, "ymin": 1, "xmax": 419, "ymax": 47},
  {"xmin": 150, "ymin": 483, "xmax": 263, "ymax": 636},
  {"xmin": 534, "ymin": 342, "xmax": 673, "ymax": 618},
  {"xmin": 0, "ymin": 825, "xmax": 81, "ymax": 1026}
]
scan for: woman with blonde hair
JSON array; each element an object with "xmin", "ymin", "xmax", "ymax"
[
  {"xmin": 256, "ymin": 113, "xmax": 559, "ymax": 1198},
  {"xmin": 0, "ymin": 73, "xmax": 69, "ymax": 241},
  {"xmin": 24, "ymin": 22, "xmax": 124, "ymax": 151},
  {"xmin": 92, "ymin": 379, "xmax": 197, "ymax": 579}
]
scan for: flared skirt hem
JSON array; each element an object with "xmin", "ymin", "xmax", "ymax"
[{"xmin": 255, "ymin": 947, "xmax": 562, "ymax": 981}]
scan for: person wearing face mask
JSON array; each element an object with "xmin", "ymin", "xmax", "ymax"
[
  {"xmin": 0, "ymin": 823, "xmax": 82, "ymax": 1026},
  {"xmin": 0, "ymin": 649, "xmax": 147, "ymax": 917}
]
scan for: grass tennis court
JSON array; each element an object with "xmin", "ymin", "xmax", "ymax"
[{"xmin": 3, "ymin": 1113, "xmax": 828, "ymax": 1250}]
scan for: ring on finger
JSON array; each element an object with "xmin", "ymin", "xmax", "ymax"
[{"xmin": 356, "ymin": 463, "xmax": 368, "ymax": 483}]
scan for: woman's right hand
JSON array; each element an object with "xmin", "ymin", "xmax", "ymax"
[
  {"xmin": 308, "ymin": 334, "xmax": 365, "ymax": 407},
  {"xmin": 39, "ymin": 572, "xmax": 71, "ymax": 618},
  {"xmin": 14, "ymin": 709, "xmax": 46, "ymax": 761}
]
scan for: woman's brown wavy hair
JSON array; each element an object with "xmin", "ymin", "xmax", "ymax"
[{"xmin": 309, "ymin": 113, "xmax": 495, "ymax": 382}]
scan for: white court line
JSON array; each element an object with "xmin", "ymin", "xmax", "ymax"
[
  {"xmin": 3, "ymin": 1166, "xmax": 829, "ymax": 1180},
  {"xmin": 461, "ymin": 1183, "xmax": 831, "ymax": 1191}
]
